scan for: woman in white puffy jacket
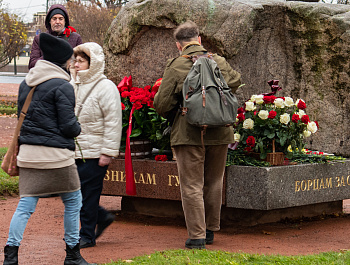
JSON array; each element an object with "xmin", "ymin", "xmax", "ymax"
[{"xmin": 71, "ymin": 42, "xmax": 122, "ymax": 248}]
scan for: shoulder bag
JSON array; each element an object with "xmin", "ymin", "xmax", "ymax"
[{"xmin": 1, "ymin": 86, "xmax": 36, "ymax": 176}]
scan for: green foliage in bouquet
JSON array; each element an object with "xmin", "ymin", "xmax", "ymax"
[{"xmin": 233, "ymin": 80, "xmax": 318, "ymax": 160}]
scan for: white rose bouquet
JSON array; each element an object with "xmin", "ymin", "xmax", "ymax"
[{"xmin": 234, "ymin": 80, "xmax": 318, "ymax": 159}]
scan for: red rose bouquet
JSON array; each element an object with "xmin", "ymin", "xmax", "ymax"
[{"xmin": 117, "ymin": 76, "xmax": 170, "ymax": 151}]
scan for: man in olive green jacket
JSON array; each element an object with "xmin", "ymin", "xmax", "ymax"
[{"xmin": 154, "ymin": 21, "xmax": 241, "ymax": 250}]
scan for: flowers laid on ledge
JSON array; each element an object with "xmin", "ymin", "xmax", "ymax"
[
  {"xmin": 226, "ymin": 148, "xmax": 345, "ymax": 167},
  {"xmin": 233, "ymin": 80, "xmax": 318, "ymax": 160},
  {"xmin": 117, "ymin": 76, "xmax": 170, "ymax": 152},
  {"xmin": 155, "ymin": 155, "xmax": 168, "ymax": 161}
]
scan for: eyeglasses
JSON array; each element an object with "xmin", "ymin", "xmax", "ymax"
[{"xmin": 73, "ymin": 59, "xmax": 88, "ymax": 64}]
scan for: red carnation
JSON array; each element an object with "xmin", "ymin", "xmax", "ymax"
[
  {"xmin": 155, "ymin": 155, "xmax": 168, "ymax": 161},
  {"xmin": 121, "ymin": 91, "xmax": 131, "ymax": 98},
  {"xmin": 147, "ymin": 100, "xmax": 154, "ymax": 108},
  {"xmin": 315, "ymin": 121, "xmax": 319, "ymax": 129},
  {"xmin": 237, "ymin": 113, "xmax": 245, "ymax": 122},
  {"xmin": 268, "ymin": 110, "xmax": 277, "ymax": 119},
  {"xmin": 121, "ymin": 102, "xmax": 125, "ymax": 110},
  {"xmin": 237, "ymin": 107, "xmax": 245, "ymax": 114},
  {"xmin": 150, "ymin": 90, "xmax": 157, "ymax": 99},
  {"xmin": 68, "ymin": 26, "xmax": 76, "ymax": 33},
  {"xmin": 301, "ymin": 115, "xmax": 310, "ymax": 124},
  {"xmin": 246, "ymin": 136, "xmax": 256, "ymax": 147},
  {"xmin": 292, "ymin": 114, "xmax": 300, "ymax": 123},
  {"xmin": 133, "ymin": 101, "xmax": 143, "ymax": 110},
  {"xmin": 63, "ymin": 26, "xmax": 76, "ymax": 38},
  {"xmin": 151, "ymin": 78, "xmax": 162, "ymax": 94},
  {"xmin": 117, "ymin": 76, "xmax": 132, "ymax": 92},
  {"xmin": 297, "ymin": 99, "xmax": 306, "ymax": 110},
  {"xmin": 263, "ymin": 95, "xmax": 276, "ymax": 104},
  {"xmin": 244, "ymin": 146, "xmax": 252, "ymax": 152}
]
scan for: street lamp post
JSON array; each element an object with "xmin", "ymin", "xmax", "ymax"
[{"xmin": 13, "ymin": 55, "xmax": 17, "ymax": 76}]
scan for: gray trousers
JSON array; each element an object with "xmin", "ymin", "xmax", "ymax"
[{"xmin": 173, "ymin": 144, "xmax": 228, "ymax": 239}]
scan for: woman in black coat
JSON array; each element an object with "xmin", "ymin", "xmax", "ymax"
[{"xmin": 3, "ymin": 33, "xmax": 95, "ymax": 265}]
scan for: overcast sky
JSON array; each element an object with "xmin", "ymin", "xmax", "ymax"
[{"xmin": 2, "ymin": 0, "xmax": 47, "ymax": 23}]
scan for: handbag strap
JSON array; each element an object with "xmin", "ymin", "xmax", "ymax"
[
  {"xmin": 15, "ymin": 86, "xmax": 36, "ymax": 137},
  {"xmin": 76, "ymin": 79, "xmax": 104, "ymax": 118}
]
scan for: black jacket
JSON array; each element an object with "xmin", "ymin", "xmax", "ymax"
[{"xmin": 18, "ymin": 78, "xmax": 81, "ymax": 151}]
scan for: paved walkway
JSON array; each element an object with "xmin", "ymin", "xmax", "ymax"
[{"xmin": 0, "ymin": 83, "xmax": 20, "ymax": 97}]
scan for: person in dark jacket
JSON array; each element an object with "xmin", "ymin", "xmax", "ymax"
[
  {"xmin": 28, "ymin": 4, "xmax": 83, "ymax": 69},
  {"xmin": 3, "ymin": 33, "xmax": 95, "ymax": 265},
  {"xmin": 154, "ymin": 21, "xmax": 241, "ymax": 250}
]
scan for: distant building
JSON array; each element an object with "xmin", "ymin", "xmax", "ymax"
[
  {"xmin": 48, "ymin": 0, "xmax": 67, "ymax": 9},
  {"xmin": 26, "ymin": 11, "xmax": 46, "ymax": 49}
]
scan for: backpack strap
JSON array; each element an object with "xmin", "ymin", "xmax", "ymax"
[
  {"xmin": 181, "ymin": 52, "xmax": 214, "ymax": 113},
  {"xmin": 181, "ymin": 52, "xmax": 214, "ymax": 63}
]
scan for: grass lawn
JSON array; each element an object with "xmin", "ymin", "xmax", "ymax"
[
  {"xmin": 101, "ymin": 249, "xmax": 350, "ymax": 264},
  {"xmin": 0, "ymin": 147, "xmax": 19, "ymax": 196}
]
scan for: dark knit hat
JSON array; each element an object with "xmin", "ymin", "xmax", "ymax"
[
  {"xmin": 48, "ymin": 8, "xmax": 66, "ymax": 22},
  {"xmin": 39, "ymin": 33, "xmax": 73, "ymax": 65}
]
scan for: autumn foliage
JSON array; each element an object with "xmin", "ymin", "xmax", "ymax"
[
  {"xmin": 66, "ymin": 0, "xmax": 121, "ymax": 46},
  {"xmin": 0, "ymin": 0, "xmax": 27, "ymax": 68}
]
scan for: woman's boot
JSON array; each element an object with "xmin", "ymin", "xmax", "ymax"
[
  {"xmin": 3, "ymin": 245, "xmax": 18, "ymax": 265},
  {"xmin": 64, "ymin": 243, "xmax": 96, "ymax": 265}
]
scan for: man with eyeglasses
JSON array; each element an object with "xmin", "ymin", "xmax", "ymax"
[{"xmin": 29, "ymin": 4, "xmax": 83, "ymax": 69}]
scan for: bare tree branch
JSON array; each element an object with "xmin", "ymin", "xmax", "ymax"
[{"xmin": 66, "ymin": 0, "xmax": 121, "ymax": 46}]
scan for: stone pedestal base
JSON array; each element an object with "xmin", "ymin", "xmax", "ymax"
[
  {"xmin": 103, "ymin": 159, "xmax": 350, "ymax": 225},
  {"xmin": 121, "ymin": 197, "xmax": 343, "ymax": 225}
]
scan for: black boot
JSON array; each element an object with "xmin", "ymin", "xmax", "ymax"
[
  {"xmin": 185, "ymin": 238, "xmax": 206, "ymax": 249},
  {"xmin": 3, "ymin": 245, "xmax": 18, "ymax": 265},
  {"xmin": 64, "ymin": 243, "xmax": 96, "ymax": 265},
  {"xmin": 205, "ymin": 229, "xmax": 214, "ymax": 245},
  {"xmin": 95, "ymin": 213, "xmax": 115, "ymax": 240}
]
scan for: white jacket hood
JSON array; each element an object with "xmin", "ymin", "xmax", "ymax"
[{"xmin": 72, "ymin": 42, "xmax": 106, "ymax": 84}]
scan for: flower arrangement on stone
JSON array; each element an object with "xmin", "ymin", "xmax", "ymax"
[
  {"xmin": 118, "ymin": 76, "xmax": 156, "ymax": 139},
  {"xmin": 117, "ymin": 76, "xmax": 169, "ymax": 151},
  {"xmin": 233, "ymin": 80, "xmax": 319, "ymax": 160}
]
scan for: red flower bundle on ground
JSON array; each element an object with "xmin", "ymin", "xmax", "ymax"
[{"xmin": 155, "ymin": 155, "xmax": 168, "ymax": 161}]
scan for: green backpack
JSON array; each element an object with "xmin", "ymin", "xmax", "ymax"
[{"xmin": 182, "ymin": 53, "xmax": 238, "ymax": 130}]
